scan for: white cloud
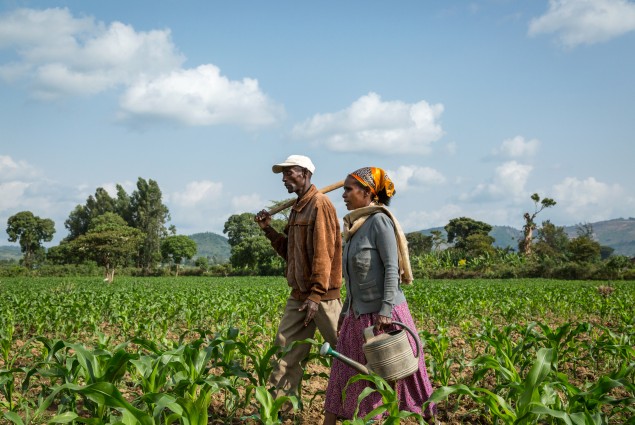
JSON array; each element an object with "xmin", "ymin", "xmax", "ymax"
[
  {"xmin": 119, "ymin": 65, "xmax": 284, "ymax": 127},
  {"xmin": 529, "ymin": 0, "xmax": 635, "ymax": 47},
  {"xmin": 387, "ymin": 165, "xmax": 446, "ymax": 192},
  {"xmin": 400, "ymin": 204, "xmax": 463, "ymax": 231},
  {"xmin": 0, "ymin": 8, "xmax": 282, "ymax": 128},
  {"xmin": 0, "ymin": 8, "xmax": 184, "ymax": 98},
  {"xmin": 494, "ymin": 136, "xmax": 540, "ymax": 158},
  {"xmin": 292, "ymin": 92, "xmax": 444, "ymax": 155},
  {"xmin": 0, "ymin": 181, "xmax": 31, "ymax": 210},
  {"xmin": 231, "ymin": 193, "xmax": 266, "ymax": 213},
  {"xmin": 170, "ymin": 180, "xmax": 223, "ymax": 207},
  {"xmin": 0, "ymin": 156, "xmax": 58, "ymax": 217},
  {"xmin": 164, "ymin": 180, "xmax": 225, "ymax": 236},
  {"xmin": 0, "ymin": 155, "xmax": 40, "ymax": 181},
  {"xmin": 0, "ymin": 173, "xmax": 84, "ymax": 244},
  {"xmin": 461, "ymin": 161, "xmax": 533, "ymax": 202},
  {"xmin": 552, "ymin": 176, "xmax": 634, "ymax": 222}
]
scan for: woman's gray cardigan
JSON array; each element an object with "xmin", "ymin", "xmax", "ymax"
[{"xmin": 341, "ymin": 212, "xmax": 406, "ymax": 318}]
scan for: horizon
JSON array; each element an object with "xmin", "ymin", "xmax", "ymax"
[{"xmin": 3, "ymin": 217, "xmax": 635, "ymax": 249}]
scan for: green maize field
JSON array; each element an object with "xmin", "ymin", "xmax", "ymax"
[{"xmin": 0, "ymin": 277, "xmax": 633, "ymax": 424}]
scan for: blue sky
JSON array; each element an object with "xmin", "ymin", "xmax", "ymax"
[{"xmin": 1, "ymin": 0, "xmax": 635, "ymax": 246}]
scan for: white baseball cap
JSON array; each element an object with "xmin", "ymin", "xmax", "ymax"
[{"xmin": 272, "ymin": 155, "xmax": 316, "ymax": 174}]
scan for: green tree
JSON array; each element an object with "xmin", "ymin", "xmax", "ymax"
[
  {"xmin": 534, "ymin": 220, "xmax": 569, "ymax": 262},
  {"xmin": 64, "ymin": 187, "xmax": 117, "ymax": 240},
  {"xmin": 519, "ymin": 193, "xmax": 556, "ymax": 255},
  {"xmin": 64, "ymin": 185, "xmax": 133, "ymax": 241},
  {"xmin": 194, "ymin": 256, "xmax": 209, "ymax": 271},
  {"xmin": 604, "ymin": 255, "xmax": 632, "ymax": 279},
  {"xmin": 465, "ymin": 233, "xmax": 496, "ymax": 258},
  {"xmin": 72, "ymin": 212, "xmax": 143, "ymax": 283},
  {"xmin": 566, "ymin": 222, "xmax": 601, "ymax": 264},
  {"xmin": 406, "ymin": 232, "xmax": 433, "ymax": 256},
  {"xmin": 161, "ymin": 235, "xmax": 198, "ymax": 277},
  {"xmin": 224, "ymin": 213, "xmax": 263, "ymax": 246},
  {"xmin": 600, "ymin": 245, "xmax": 615, "ymax": 260},
  {"xmin": 444, "ymin": 217, "xmax": 492, "ymax": 251},
  {"xmin": 46, "ymin": 240, "xmax": 81, "ymax": 265},
  {"xmin": 115, "ymin": 184, "xmax": 133, "ymax": 225},
  {"xmin": 6, "ymin": 211, "xmax": 55, "ymax": 268},
  {"xmin": 568, "ymin": 236, "xmax": 601, "ymax": 263},
  {"xmin": 223, "ymin": 212, "xmax": 284, "ymax": 275},
  {"xmin": 130, "ymin": 178, "xmax": 170, "ymax": 273}
]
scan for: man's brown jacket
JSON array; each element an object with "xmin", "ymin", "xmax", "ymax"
[{"xmin": 264, "ymin": 184, "xmax": 342, "ymax": 303}]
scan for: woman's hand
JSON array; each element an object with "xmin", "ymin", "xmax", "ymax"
[
  {"xmin": 374, "ymin": 315, "xmax": 392, "ymax": 331},
  {"xmin": 337, "ymin": 315, "xmax": 345, "ymax": 337}
]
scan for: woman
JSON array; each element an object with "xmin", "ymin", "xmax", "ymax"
[{"xmin": 323, "ymin": 167, "xmax": 435, "ymax": 424}]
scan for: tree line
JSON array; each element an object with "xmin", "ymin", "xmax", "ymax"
[
  {"xmin": 217, "ymin": 193, "xmax": 634, "ymax": 280},
  {"xmin": 5, "ymin": 182, "xmax": 635, "ymax": 281},
  {"xmin": 5, "ymin": 178, "xmax": 196, "ymax": 281}
]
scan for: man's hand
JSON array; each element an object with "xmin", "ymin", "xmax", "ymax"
[
  {"xmin": 374, "ymin": 315, "xmax": 392, "ymax": 331},
  {"xmin": 298, "ymin": 299, "xmax": 319, "ymax": 327},
  {"xmin": 254, "ymin": 209, "xmax": 272, "ymax": 229}
]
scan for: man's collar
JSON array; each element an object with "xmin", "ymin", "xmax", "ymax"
[{"xmin": 292, "ymin": 184, "xmax": 317, "ymax": 212}]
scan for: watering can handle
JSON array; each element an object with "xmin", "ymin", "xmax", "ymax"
[{"xmin": 363, "ymin": 321, "xmax": 421, "ymax": 359}]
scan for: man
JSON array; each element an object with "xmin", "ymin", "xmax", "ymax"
[{"xmin": 255, "ymin": 154, "xmax": 342, "ymax": 399}]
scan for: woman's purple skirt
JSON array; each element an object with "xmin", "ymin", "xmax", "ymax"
[{"xmin": 324, "ymin": 302, "xmax": 436, "ymax": 420}]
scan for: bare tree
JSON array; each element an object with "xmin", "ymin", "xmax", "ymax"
[{"xmin": 519, "ymin": 193, "xmax": 556, "ymax": 255}]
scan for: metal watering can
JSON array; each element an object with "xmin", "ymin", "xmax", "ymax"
[{"xmin": 320, "ymin": 321, "xmax": 420, "ymax": 382}]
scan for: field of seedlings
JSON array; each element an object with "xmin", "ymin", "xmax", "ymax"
[{"xmin": 1, "ymin": 277, "xmax": 634, "ymax": 424}]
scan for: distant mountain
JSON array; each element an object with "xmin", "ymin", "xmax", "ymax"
[
  {"xmin": 564, "ymin": 218, "xmax": 635, "ymax": 256},
  {"xmin": 489, "ymin": 225, "xmax": 523, "ymax": 250},
  {"xmin": 416, "ymin": 218, "xmax": 635, "ymax": 256},
  {"xmin": 188, "ymin": 232, "xmax": 230, "ymax": 264},
  {"xmin": 0, "ymin": 245, "xmax": 21, "ymax": 262}
]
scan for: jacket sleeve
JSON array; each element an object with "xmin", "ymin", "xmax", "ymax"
[
  {"xmin": 307, "ymin": 199, "xmax": 339, "ymax": 303},
  {"xmin": 263, "ymin": 225, "xmax": 288, "ymax": 261},
  {"xmin": 373, "ymin": 214, "xmax": 400, "ymax": 317}
]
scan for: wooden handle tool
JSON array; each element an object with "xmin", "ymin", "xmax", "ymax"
[{"xmin": 266, "ymin": 180, "xmax": 345, "ymax": 215}]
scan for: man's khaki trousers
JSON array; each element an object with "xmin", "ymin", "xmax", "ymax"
[{"xmin": 269, "ymin": 296, "xmax": 342, "ymax": 398}]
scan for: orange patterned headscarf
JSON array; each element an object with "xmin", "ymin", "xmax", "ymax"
[{"xmin": 350, "ymin": 167, "xmax": 395, "ymax": 200}]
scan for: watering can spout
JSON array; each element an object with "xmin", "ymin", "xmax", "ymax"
[{"xmin": 320, "ymin": 342, "xmax": 370, "ymax": 375}]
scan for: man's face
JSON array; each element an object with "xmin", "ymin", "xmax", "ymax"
[{"xmin": 281, "ymin": 166, "xmax": 307, "ymax": 194}]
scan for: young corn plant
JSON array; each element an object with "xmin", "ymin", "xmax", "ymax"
[
  {"xmin": 426, "ymin": 348, "xmax": 557, "ymax": 424},
  {"xmin": 244, "ymin": 385, "xmax": 299, "ymax": 425},
  {"xmin": 591, "ymin": 324, "xmax": 635, "ymax": 370},
  {"xmin": 535, "ymin": 321, "xmax": 592, "ymax": 371},
  {"xmin": 342, "ymin": 373, "xmax": 427, "ymax": 425},
  {"xmin": 0, "ymin": 369, "xmax": 17, "ymax": 412},
  {"xmin": 549, "ymin": 361, "xmax": 635, "ymax": 424},
  {"xmin": 0, "ymin": 319, "xmax": 15, "ymax": 367},
  {"xmin": 40, "ymin": 381, "xmax": 153, "ymax": 425},
  {"xmin": 64, "ymin": 342, "xmax": 133, "ymax": 385},
  {"xmin": 420, "ymin": 327, "xmax": 454, "ymax": 386},
  {"xmin": 136, "ymin": 374, "xmax": 237, "ymax": 425},
  {"xmin": 470, "ymin": 322, "xmax": 537, "ymax": 390},
  {"xmin": 238, "ymin": 341, "xmax": 281, "ymax": 386}
]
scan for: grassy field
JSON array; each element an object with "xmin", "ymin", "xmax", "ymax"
[{"xmin": 1, "ymin": 277, "xmax": 634, "ymax": 424}]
